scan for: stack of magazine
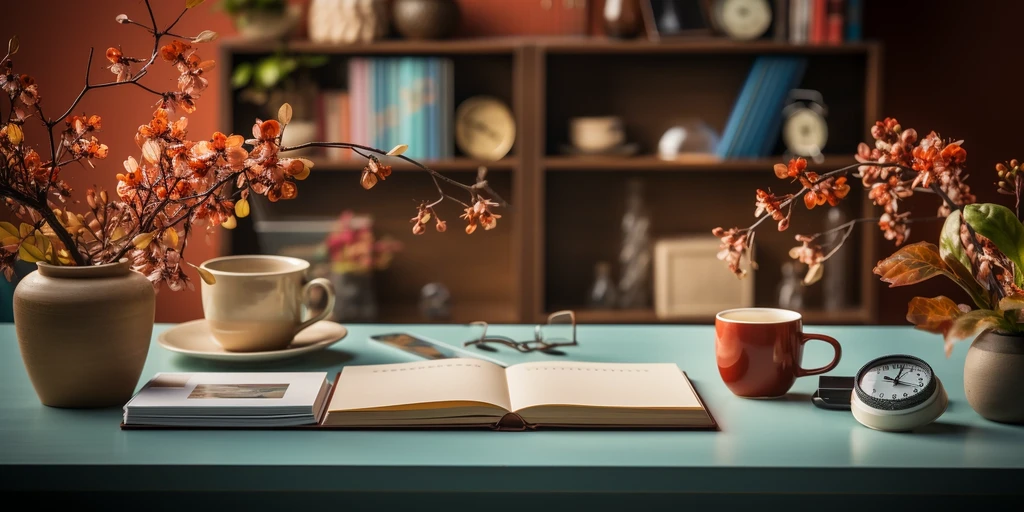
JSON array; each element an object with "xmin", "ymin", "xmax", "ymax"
[{"xmin": 123, "ymin": 372, "xmax": 331, "ymax": 427}]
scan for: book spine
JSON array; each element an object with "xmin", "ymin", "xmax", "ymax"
[
  {"xmin": 774, "ymin": 0, "xmax": 789, "ymax": 42},
  {"xmin": 737, "ymin": 57, "xmax": 781, "ymax": 158},
  {"xmin": 425, "ymin": 59, "xmax": 438, "ymax": 161},
  {"xmin": 444, "ymin": 58, "xmax": 454, "ymax": 159},
  {"xmin": 389, "ymin": 58, "xmax": 400, "ymax": 151},
  {"xmin": 810, "ymin": 0, "xmax": 827, "ymax": 44},
  {"xmin": 397, "ymin": 57, "xmax": 412, "ymax": 158},
  {"xmin": 315, "ymin": 91, "xmax": 326, "ymax": 159},
  {"xmin": 324, "ymin": 92, "xmax": 339, "ymax": 161},
  {"xmin": 348, "ymin": 59, "xmax": 362, "ymax": 147},
  {"xmin": 339, "ymin": 92, "xmax": 351, "ymax": 161},
  {"xmin": 826, "ymin": 0, "xmax": 844, "ymax": 44},
  {"xmin": 716, "ymin": 58, "xmax": 766, "ymax": 159},
  {"xmin": 366, "ymin": 59, "xmax": 377, "ymax": 150},
  {"xmin": 845, "ymin": 0, "xmax": 862, "ymax": 41},
  {"xmin": 410, "ymin": 58, "xmax": 427, "ymax": 161}
]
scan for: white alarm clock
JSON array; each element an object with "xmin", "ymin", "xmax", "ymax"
[
  {"xmin": 710, "ymin": 0, "xmax": 773, "ymax": 41},
  {"xmin": 782, "ymin": 89, "xmax": 828, "ymax": 163},
  {"xmin": 851, "ymin": 354, "xmax": 948, "ymax": 432}
]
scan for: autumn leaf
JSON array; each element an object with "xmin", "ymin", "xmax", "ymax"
[
  {"xmin": 161, "ymin": 228, "xmax": 179, "ymax": 249},
  {"xmin": 142, "ymin": 139, "xmax": 162, "ymax": 164},
  {"xmin": 221, "ymin": 216, "xmax": 237, "ymax": 229},
  {"xmin": 235, "ymin": 198, "xmax": 250, "ymax": 218},
  {"xmin": 387, "ymin": 144, "xmax": 408, "ymax": 156},
  {"xmin": 188, "ymin": 262, "xmax": 216, "ymax": 285},
  {"xmin": 803, "ymin": 262, "xmax": 823, "ymax": 285},
  {"xmin": 192, "ymin": 30, "xmax": 218, "ymax": 43},
  {"xmin": 906, "ymin": 296, "xmax": 963, "ymax": 336},
  {"xmin": 18, "ymin": 238, "xmax": 45, "ymax": 263},
  {"xmin": 0, "ymin": 221, "xmax": 18, "ymax": 240},
  {"xmin": 278, "ymin": 103, "xmax": 293, "ymax": 125},
  {"xmin": 944, "ymin": 310, "xmax": 1008, "ymax": 356},
  {"xmin": 7, "ymin": 36, "xmax": 18, "ymax": 56},
  {"xmin": 999, "ymin": 294, "xmax": 1024, "ymax": 311},
  {"xmin": 186, "ymin": 0, "xmax": 206, "ymax": 8},
  {"xmin": 5, "ymin": 123, "xmax": 23, "ymax": 145},
  {"xmin": 132, "ymin": 232, "xmax": 155, "ymax": 250},
  {"xmin": 873, "ymin": 242, "xmax": 948, "ymax": 287}
]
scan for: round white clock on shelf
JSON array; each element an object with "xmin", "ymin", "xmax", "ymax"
[
  {"xmin": 454, "ymin": 95, "xmax": 516, "ymax": 161},
  {"xmin": 782, "ymin": 89, "xmax": 829, "ymax": 163},
  {"xmin": 711, "ymin": 0, "xmax": 773, "ymax": 41},
  {"xmin": 851, "ymin": 354, "xmax": 948, "ymax": 432}
]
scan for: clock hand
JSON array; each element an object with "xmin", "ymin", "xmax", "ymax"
[
  {"xmin": 883, "ymin": 376, "xmax": 921, "ymax": 387},
  {"xmin": 469, "ymin": 119, "xmax": 501, "ymax": 142}
]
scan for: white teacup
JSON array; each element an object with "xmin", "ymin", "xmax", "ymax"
[
  {"xmin": 199, "ymin": 255, "xmax": 336, "ymax": 352},
  {"xmin": 570, "ymin": 116, "xmax": 626, "ymax": 153}
]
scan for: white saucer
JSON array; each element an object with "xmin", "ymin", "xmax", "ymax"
[{"xmin": 158, "ymin": 319, "xmax": 348, "ymax": 362}]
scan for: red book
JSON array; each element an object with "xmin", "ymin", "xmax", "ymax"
[
  {"xmin": 827, "ymin": 0, "xmax": 845, "ymax": 44},
  {"xmin": 810, "ymin": 0, "xmax": 828, "ymax": 44}
]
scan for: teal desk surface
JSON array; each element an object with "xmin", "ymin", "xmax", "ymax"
[{"xmin": 1, "ymin": 323, "xmax": 1022, "ymax": 496}]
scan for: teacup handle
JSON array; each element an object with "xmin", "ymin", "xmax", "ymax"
[
  {"xmin": 796, "ymin": 333, "xmax": 842, "ymax": 377},
  {"xmin": 294, "ymin": 277, "xmax": 336, "ymax": 334}
]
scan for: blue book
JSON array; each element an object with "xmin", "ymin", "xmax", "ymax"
[
  {"xmin": 717, "ymin": 58, "xmax": 769, "ymax": 159},
  {"xmin": 733, "ymin": 57, "xmax": 782, "ymax": 158},
  {"xmin": 397, "ymin": 57, "xmax": 415, "ymax": 157},
  {"xmin": 846, "ymin": 0, "xmax": 863, "ymax": 41},
  {"xmin": 409, "ymin": 58, "xmax": 428, "ymax": 161},
  {"xmin": 758, "ymin": 58, "xmax": 808, "ymax": 156},
  {"xmin": 442, "ymin": 58, "xmax": 455, "ymax": 159},
  {"xmin": 425, "ymin": 59, "xmax": 439, "ymax": 160}
]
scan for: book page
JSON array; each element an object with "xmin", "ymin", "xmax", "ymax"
[
  {"xmin": 329, "ymin": 358, "xmax": 511, "ymax": 412},
  {"xmin": 505, "ymin": 362, "xmax": 702, "ymax": 412}
]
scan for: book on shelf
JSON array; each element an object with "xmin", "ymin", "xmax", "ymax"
[
  {"xmin": 123, "ymin": 372, "xmax": 331, "ymax": 427},
  {"xmin": 122, "ymin": 359, "xmax": 716, "ymax": 431},
  {"xmin": 785, "ymin": 0, "xmax": 853, "ymax": 44},
  {"xmin": 318, "ymin": 89, "xmax": 351, "ymax": 161},
  {"xmin": 346, "ymin": 56, "xmax": 454, "ymax": 161},
  {"xmin": 716, "ymin": 56, "xmax": 808, "ymax": 159}
]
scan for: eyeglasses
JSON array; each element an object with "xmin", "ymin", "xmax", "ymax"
[{"xmin": 464, "ymin": 310, "xmax": 578, "ymax": 354}]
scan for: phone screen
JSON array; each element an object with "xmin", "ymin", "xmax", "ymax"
[{"xmin": 369, "ymin": 333, "xmax": 507, "ymax": 367}]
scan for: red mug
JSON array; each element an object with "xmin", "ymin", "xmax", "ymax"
[{"xmin": 715, "ymin": 308, "xmax": 841, "ymax": 398}]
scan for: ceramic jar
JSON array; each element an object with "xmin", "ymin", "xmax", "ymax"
[
  {"xmin": 234, "ymin": 4, "xmax": 303, "ymax": 41},
  {"xmin": 963, "ymin": 330, "xmax": 1024, "ymax": 423},
  {"xmin": 13, "ymin": 259, "xmax": 155, "ymax": 408},
  {"xmin": 308, "ymin": 0, "xmax": 390, "ymax": 44},
  {"xmin": 392, "ymin": 0, "xmax": 460, "ymax": 40},
  {"xmin": 603, "ymin": 0, "xmax": 644, "ymax": 39}
]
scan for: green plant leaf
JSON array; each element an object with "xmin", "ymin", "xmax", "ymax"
[
  {"xmin": 999, "ymin": 294, "xmax": 1024, "ymax": 311},
  {"xmin": 940, "ymin": 210, "xmax": 972, "ymax": 271},
  {"xmin": 231, "ymin": 63, "xmax": 253, "ymax": 89},
  {"xmin": 964, "ymin": 203, "xmax": 1024, "ymax": 286},
  {"xmin": 945, "ymin": 309, "xmax": 1009, "ymax": 356},
  {"xmin": 255, "ymin": 58, "xmax": 283, "ymax": 88},
  {"xmin": 906, "ymin": 296, "xmax": 963, "ymax": 336},
  {"xmin": 300, "ymin": 54, "xmax": 329, "ymax": 68},
  {"xmin": 873, "ymin": 242, "xmax": 948, "ymax": 287}
]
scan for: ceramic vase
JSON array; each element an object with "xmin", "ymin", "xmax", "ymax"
[
  {"xmin": 234, "ymin": 5, "xmax": 302, "ymax": 41},
  {"xmin": 308, "ymin": 0, "xmax": 390, "ymax": 44},
  {"xmin": 963, "ymin": 330, "xmax": 1024, "ymax": 423},
  {"xmin": 603, "ymin": 0, "xmax": 644, "ymax": 39},
  {"xmin": 392, "ymin": 0, "xmax": 460, "ymax": 40},
  {"xmin": 13, "ymin": 259, "xmax": 155, "ymax": 408}
]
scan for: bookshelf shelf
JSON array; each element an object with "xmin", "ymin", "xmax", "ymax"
[
  {"xmin": 221, "ymin": 35, "xmax": 882, "ymax": 325},
  {"xmin": 544, "ymin": 155, "xmax": 857, "ymax": 172},
  {"xmin": 311, "ymin": 157, "xmax": 519, "ymax": 173}
]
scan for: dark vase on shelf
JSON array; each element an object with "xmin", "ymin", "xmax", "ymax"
[
  {"xmin": 331, "ymin": 271, "xmax": 378, "ymax": 323},
  {"xmin": 603, "ymin": 0, "xmax": 644, "ymax": 39},
  {"xmin": 392, "ymin": 0, "xmax": 461, "ymax": 40}
]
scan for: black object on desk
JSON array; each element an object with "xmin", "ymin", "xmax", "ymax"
[{"xmin": 811, "ymin": 376, "xmax": 855, "ymax": 410}]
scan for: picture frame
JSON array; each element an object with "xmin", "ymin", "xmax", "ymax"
[
  {"xmin": 653, "ymin": 235, "xmax": 754, "ymax": 320},
  {"xmin": 642, "ymin": 0, "xmax": 715, "ymax": 41}
]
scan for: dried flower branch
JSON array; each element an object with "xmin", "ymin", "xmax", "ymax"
[{"xmin": 0, "ymin": 0, "xmax": 498, "ymax": 290}]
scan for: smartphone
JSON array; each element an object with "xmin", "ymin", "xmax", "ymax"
[{"xmin": 368, "ymin": 332, "xmax": 508, "ymax": 367}]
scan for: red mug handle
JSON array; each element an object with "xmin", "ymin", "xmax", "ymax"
[{"xmin": 795, "ymin": 333, "xmax": 842, "ymax": 377}]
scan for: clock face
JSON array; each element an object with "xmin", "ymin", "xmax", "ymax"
[
  {"xmin": 783, "ymin": 107, "xmax": 828, "ymax": 156},
  {"xmin": 714, "ymin": 0, "xmax": 772, "ymax": 41},
  {"xmin": 454, "ymin": 96, "xmax": 516, "ymax": 161},
  {"xmin": 857, "ymin": 356, "xmax": 933, "ymax": 405}
]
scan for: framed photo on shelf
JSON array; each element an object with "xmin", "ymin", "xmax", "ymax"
[
  {"xmin": 653, "ymin": 235, "xmax": 754, "ymax": 320},
  {"xmin": 642, "ymin": 0, "xmax": 715, "ymax": 41}
]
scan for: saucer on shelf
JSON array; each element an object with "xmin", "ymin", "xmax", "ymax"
[
  {"xmin": 559, "ymin": 142, "xmax": 640, "ymax": 157},
  {"xmin": 158, "ymin": 319, "xmax": 348, "ymax": 362}
]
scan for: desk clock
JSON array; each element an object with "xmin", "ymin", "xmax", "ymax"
[{"xmin": 851, "ymin": 354, "xmax": 948, "ymax": 432}]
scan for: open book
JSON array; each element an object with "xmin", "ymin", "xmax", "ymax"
[{"xmin": 323, "ymin": 359, "xmax": 715, "ymax": 430}]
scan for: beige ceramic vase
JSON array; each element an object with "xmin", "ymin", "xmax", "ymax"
[
  {"xmin": 13, "ymin": 259, "xmax": 155, "ymax": 408},
  {"xmin": 963, "ymin": 330, "xmax": 1024, "ymax": 424}
]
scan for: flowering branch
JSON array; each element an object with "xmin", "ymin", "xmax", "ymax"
[{"xmin": 0, "ymin": 0, "xmax": 498, "ymax": 288}]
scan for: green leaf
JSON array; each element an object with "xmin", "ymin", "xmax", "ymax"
[
  {"xmin": 964, "ymin": 203, "xmax": 1024, "ymax": 286},
  {"xmin": 254, "ymin": 58, "xmax": 283, "ymax": 88},
  {"xmin": 300, "ymin": 54, "xmax": 329, "ymax": 68},
  {"xmin": 940, "ymin": 210, "xmax": 972, "ymax": 271},
  {"xmin": 231, "ymin": 63, "xmax": 253, "ymax": 89},
  {"xmin": 945, "ymin": 309, "xmax": 1009, "ymax": 356},
  {"xmin": 873, "ymin": 242, "xmax": 948, "ymax": 287},
  {"xmin": 906, "ymin": 296, "xmax": 963, "ymax": 336}
]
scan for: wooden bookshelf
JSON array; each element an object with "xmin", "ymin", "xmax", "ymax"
[{"xmin": 220, "ymin": 37, "xmax": 883, "ymax": 325}]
